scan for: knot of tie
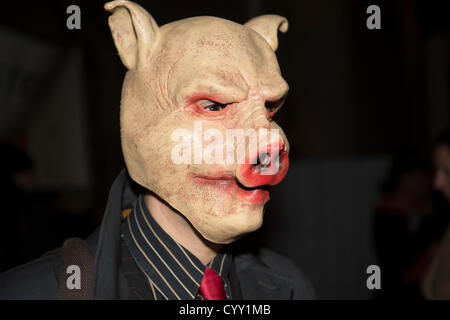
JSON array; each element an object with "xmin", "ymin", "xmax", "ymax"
[{"xmin": 198, "ymin": 267, "xmax": 226, "ymax": 300}]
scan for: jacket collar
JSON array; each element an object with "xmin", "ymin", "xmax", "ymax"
[{"xmin": 91, "ymin": 169, "xmax": 136, "ymax": 299}]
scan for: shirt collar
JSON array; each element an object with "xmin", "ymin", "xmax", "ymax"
[{"xmin": 121, "ymin": 194, "xmax": 232, "ymax": 300}]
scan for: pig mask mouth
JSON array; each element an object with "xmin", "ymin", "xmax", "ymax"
[
  {"xmin": 192, "ymin": 174, "xmax": 273, "ymax": 206},
  {"xmin": 190, "ymin": 142, "xmax": 290, "ymax": 205}
]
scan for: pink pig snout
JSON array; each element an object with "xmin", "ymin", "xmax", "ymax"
[{"xmin": 236, "ymin": 141, "xmax": 289, "ymax": 188}]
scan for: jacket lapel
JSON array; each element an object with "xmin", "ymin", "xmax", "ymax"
[{"xmin": 91, "ymin": 169, "xmax": 137, "ymax": 299}]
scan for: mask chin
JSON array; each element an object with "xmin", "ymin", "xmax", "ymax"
[
  {"xmin": 186, "ymin": 206, "xmax": 265, "ymax": 245},
  {"xmin": 196, "ymin": 228, "xmax": 244, "ymax": 245}
]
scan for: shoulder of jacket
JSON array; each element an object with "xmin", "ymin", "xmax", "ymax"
[
  {"xmin": 235, "ymin": 247, "xmax": 297, "ymax": 276},
  {"xmin": 234, "ymin": 246, "xmax": 316, "ymax": 299},
  {"xmin": 0, "ymin": 252, "xmax": 60, "ymax": 299},
  {"xmin": 0, "ymin": 225, "xmax": 102, "ymax": 301}
]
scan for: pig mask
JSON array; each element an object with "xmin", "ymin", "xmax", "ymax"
[{"xmin": 105, "ymin": 0, "xmax": 290, "ymax": 244}]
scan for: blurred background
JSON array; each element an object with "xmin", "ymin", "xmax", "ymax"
[{"xmin": 0, "ymin": 0, "xmax": 449, "ymax": 299}]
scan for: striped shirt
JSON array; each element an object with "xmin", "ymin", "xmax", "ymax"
[{"xmin": 120, "ymin": 194, "xmax": 232, "ymax": 300}]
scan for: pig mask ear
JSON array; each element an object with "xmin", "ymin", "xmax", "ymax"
[
  {"xmin": 244, "ymin": 15, "xmax": 288, "ymax": 52},
  {"xmin": 104, "ymin": 0, "xmax": 160, "ymax": 70}
]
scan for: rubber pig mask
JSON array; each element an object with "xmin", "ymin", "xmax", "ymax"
[{"xmin": 105, "ymin": 0, "xmax": 290, "ymax": 244}]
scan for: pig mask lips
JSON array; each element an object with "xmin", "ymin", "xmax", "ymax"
[
  {"xmin": 192, "ymin": 174, "xmax": 271, "ymax": 205},
  {"xmin": 191, "ymin": 142, "xmax": 290, "ymax": 205}
]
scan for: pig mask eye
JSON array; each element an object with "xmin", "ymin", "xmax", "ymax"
[{"xmin": 196, "ymin": 99, "xmax": 228, "ymax": 112}]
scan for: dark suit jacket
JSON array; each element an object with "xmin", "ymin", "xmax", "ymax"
[{"xmin": 0, "ymin": 169, "xmax": 315, "ymax": 300}]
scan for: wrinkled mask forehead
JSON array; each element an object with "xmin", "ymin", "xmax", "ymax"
[{"xmin": 140, "ymin": 16, "xmax": 288, "ymax": 114}]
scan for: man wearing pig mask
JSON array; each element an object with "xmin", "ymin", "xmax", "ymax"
[{"xmin": 0, "ymin": 0, "xmax": 314, "ymax": 300}]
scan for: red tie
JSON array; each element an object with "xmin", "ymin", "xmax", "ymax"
[{"xmin": 199, "ymin": 267, "xmax": 226, "ymax": 300}]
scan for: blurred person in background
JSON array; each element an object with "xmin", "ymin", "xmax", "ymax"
[
  {"xmin": 422, "ymin": 128, "xmax": 450, "ymax": 299},
  {"xmin": 374, "ymin": 147, "xmax": 448, "ymax": 299}
]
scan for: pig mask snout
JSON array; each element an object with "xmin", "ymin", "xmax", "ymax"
[
  {"xmin": 226, "ymin": 92, "xmax": 290, "ymax": 189},
  {"xmin": 236, "ymin": 140, "xmax": 289, "ymax": 189}
]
